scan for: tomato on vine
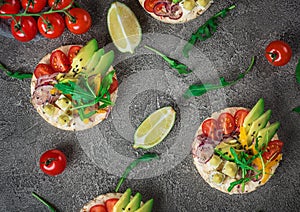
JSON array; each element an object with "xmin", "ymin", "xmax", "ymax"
[
  {"xmin": 11, "ymin": 16, "xmax": 38, "ymax": 42},
  {"xmin": 65, "ymin": 8, "xmax": 92, "ymax": 34},
  {"xmin": 0, "ymin": 0, "xmax": 21, "ymax": 19},
  {"xmin": 39, "ymin": 149, "xmax": 67, "ymax": 176},
  {"xmin": 48, "ymin": 0, "xmax": 73, "ymax": 10},
  {"xmin": 38, "ymin": 13, "xmax": 65, "ymax": 39},
  {"xmin": 21, "ymin": 0, "xmax": 47, "ymax": 13},
  {"xmin": 265, "ymin": 40, "xmax": 292, "ymax": 66}
]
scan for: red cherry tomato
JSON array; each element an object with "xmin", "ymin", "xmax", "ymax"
[
  {"xmin": 144, "ymin": 0, "xmax": 159, "ymax": 13},
  {"xmin": 217, "ymin": 113, "xmax": 235, "ymax": 135},
  {"xmin": 38, "ymin": 13, "xmax": 65, "ymax": 39},
  {"xmin": 11, "ymin": 16, "xmax": 37, "ymax": 42},
  {"xmin": 34, "ymin": 63, "xmax": 56, "ymax": 78},
  {"xmin": 234, "ymin": 109, "xmax": 249, "ymax": 129},
  {"xmin": 21, "ymin": 0, "xmax": 47, "ymax": 13},
  {"xmin": 67, "ymin": 45, "xmax": 81, "ymax": 63},
  {"xmin": 65, "ymin": 8, "xmax": 91, "ymax": 34},
  {"xmin": 50, "ymin": 50, "xmax": 71, "ymax": 73},
  {"xmin": 108, "ymin": 77, "xmax": 118, "ymax": 94},
  {"xmin": 262, "ymin": 140, "xmax": 284, "ymax": 161},
  {"xmin": 265, "ymin": 40, "xmax": 292, "ymax": 66},
  {"xmin": 48, "ymin": 0, "xmax": 72, "ymax": 10},
  {"xmin": 39, "ymin": 149, "xmax": 67, "ymax": 176},
  {"xmin": 90, "ymin": 204, "xmax": 107, "ymax": 212},
  {"xmin": 105, "ymin": 198, "xmax": 119, "ymax": 212},
  {"xmin": 0, "ymin": 0, "xmax": 21, "ymax": 19},
  {"xmin": 202, "ymin": 118, "xmax": 218, "ymax": 138}
]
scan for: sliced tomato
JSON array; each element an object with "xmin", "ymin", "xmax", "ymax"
[
  {"xmin": 217, "ymin": 113, "xmax": 235, "ymax": 135},
  {"xmin": 50, "ymin": 50, "xmax": 71, "ymax": 73},
  {"xmin": 89, "ymin": 204, "xmax": 107, "ymax": 212},
  {"xmin": 68, "ymin": 45, "xmax": 81, "ymax": 63},
  {"xmin": 234, "ymin": 109, "xmax": 249, "ymax": 129},
  {"xmin": 202, "ymin": 118, "xmax": 218, "ymax": 138},
  {"xmin": 262, "ymin": 140, "xmax": 283, "ymax": 161},
  {"xmin": 34, "ymin": 63, "xmax": 55, "ymax": 78},
  {"xmin": 105, "ymin": 198, "xmax": 119, "ymax": 212},
  {"xmin": 108, "ymin": 77, "xmax": 118, "ymax": 94},
  {"xmin": 144, "ymin": 0, "xmax": 160, "ymax": 13}
]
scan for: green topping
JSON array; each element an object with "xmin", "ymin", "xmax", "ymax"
[
  {"xmin": 144, "ymin": 45, "xmax": 192, "ymax": 74},
  {"xmin": 172, "ymin": 0, "xmax": 182, "ymax": 3},
  {"xmin": 183, "ymin": 56, "xmax": 255, "ymax": 98},
  {"xmin": 135, "ymin": 199, "xmax": 154, "ymax": 212},
  {"xmin": 32, "ymin": 192, "xmax": 57, "ymax": 212},
  {"xmin": 0, "ymin": 63, "xmax": 32, "ymax": 80},
  {"xmin": 113, "ymin": 188, "xmax": 132, "ymax": 212},
  {"xmin": 293, "ymin": 59, "xmax": 300, "ymax": 112},
  {"xmin": 182, "ymin": 5, "xmax": 236, "ymax": 58},
  {"xmin": 115, "ymin": 153, "xmax": 159, "ymax": 192}
]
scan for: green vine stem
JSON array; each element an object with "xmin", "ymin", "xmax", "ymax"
[{"xmin": 32, "ymin": 192, "xmax": 57, "ymax": 212}]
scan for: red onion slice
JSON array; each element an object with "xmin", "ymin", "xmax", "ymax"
[
  {"xmin": 169, "ymin": 4, "xmax": 183, "ymax": 20},
  {"xmin": 194, "ymin": 143, "xmax": 214, "ymax": 164},
  {"xmin": 153, "ymin": 2, "xmax": 171, "ymax": 17},
  {"xmin": 32, "ymin": 85, "xmax": 60, "ymax": 106}
]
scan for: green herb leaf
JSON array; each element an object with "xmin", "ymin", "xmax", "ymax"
[
  {"xmin": 32, "ymin": 192, "xmax": 57, "ymax": 212},
  {"xmin": 214, "ymin": 148, "xmax": 234, "ymax": 161},
  {"xmin": 0, "ymin": 62, "xmax": 32, "ymax": 80},
  {"xmin": 184, "ymin": 56, "xmax": 255, "ymax": 98},
  {"xmin": 183, "ymin": 5, "xmax": 236, "ymax": 58},
  {"xmin": 228, "ymin": 177, "xmax": 251, "ymax": 192},
  {"xmin": 115, "ymin": 153, "xmax": 159, "ymax": 192},
  {"xmin": 292, "ymin": 106, "xmax": 300, "ymax": 113},
  {"xmin": 144, "ymin": 45, "xmax": 192, "ymax": 74},
  {"xmin": 295, "ymin": 58, "xmax": 300, "ymax": 84},
  {"xmin": 100, "ymin": 70, "xmax": 115, "ymax": 97}
]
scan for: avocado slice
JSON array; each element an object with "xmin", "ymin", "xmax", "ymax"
[
  {"xmin": 256, "ymin": 121, "xmax": 280, "ymax": 150},
  {"xmin": 243, "ymin": 98, "xmax": 264, "ymax": 133},
  {"xmin": 124, "ymin": 192, "xmax": 142, "ymax": 212},
  {"xmin": 135, "ymin": 199, "xmax": 154, "ymax": 212},
  {"xmin": 247, "ymin": 109, "xmax": 272, "ymax": 145},
  {"xmin": 91, "ymin": 50, "xmax": 115, "ymax": 77},
  {"xmin": 85, "ymin": 48, "xmax": 105, "ymax": 73},
  {"xmin": 113, "ymin": 188, "xmax": 131, "ymax": 212}
]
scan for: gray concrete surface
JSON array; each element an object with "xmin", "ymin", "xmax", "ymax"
[{"xmin": 1, "ymin": 0, "xmax": 300, "ymax": 211}]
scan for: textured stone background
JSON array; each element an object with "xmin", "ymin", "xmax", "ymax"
[{"xmin": 1, "ymin": 0, "xmax": 300, "ymax": 211}]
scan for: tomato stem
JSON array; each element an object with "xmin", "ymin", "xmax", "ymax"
[
  {"xmin": 64, "ymin": 10, "xmax": 76, "ymax": 23},
  {"xmin": 267, "ymin": 52, "xmax": 277, "ymax": 63},
  {"xmin": 44, "ymin": 158, "xmax": 56, "ymax": 166},
  {"xmin": 32, "ymin": 192, "xmax": 57, "ymax": 212}
]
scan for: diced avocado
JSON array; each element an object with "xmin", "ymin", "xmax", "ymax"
[
  {"xmin": 247, "ymin": 110, "xmax": 272, "ymax": 145},
  {"xmin": 183, "ymin": 0, "xmax": 196, "ymax": 10},
  {"xmin": 256, "ymin": 122, "xmax": 280, "ymax": 150},
  {"xmin": 42, "ymin": 104, "xmax": 57, "ymax": 116},
  {"xmin": 222, "ymin": 161, "xmax": 238, "ymax": 178},
  {"xmin": 85, "ymin": 48, "xmax": 105, "ymax": 73},
  {"xmin": 57, "ymin": 114, "xmax": 70, "ymax": 125},
  {"xmin": 209, "ymin": 154, "xmax": 222, "ymax": 168},
  {"xmin": 55, "ymin": 96, "xmax": 72, "ymax": 111},
  {"xmin": 215, "ymin": 145, "xmax": 242, "ymax": 161},
  {"xmin": 135, "ymin": 199, "xmax": 154, "ymax": 212},
  {"xmin": 70, "ymin": 39, "xmax": 98, "ymax": 77},
  {"xmin": 210, "ymin": 171, "xmax": 225, "ymax": 184},
  {"xmin": 243, "ymin": 98, "xmax": 265, "ymax": 133},
  {"xmin": 88, "ymin": 50, "xmax": 114, "ymax": 77},
  {"xmin": 113, "ymin": 188, "xmax": 131, "ymax": 212},
  {"xmin": 197, "ymin": 0, "xmax": 210, "ymax": 7},
  {"xmin": 124, "ymin": 192, "xmax": 142, "ymax": 212}
]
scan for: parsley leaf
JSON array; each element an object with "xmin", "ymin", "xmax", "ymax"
[{"xmin": 0, "ymin": 62, "xmax": 32, "ymax": 80}]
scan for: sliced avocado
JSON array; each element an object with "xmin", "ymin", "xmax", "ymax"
[
  {"xmin": 247, "ymin": 110, "xmax": 272, "ymax": 145},
  {"xmin": 256, "ymin": 122, "xmax": 280, "ymax": 150},
  {"xmin": 135, "ymin": 199, "xmax": 154, "ymax": 212},
  {"xmin": 85, "ymin": 48, "xmax": 105, "ymax": 73},
  {"xmin": 124, "ymin": 192, "xmax": 142, "ymax": 212},
  {"xmin": 113, "ymin": 188, "xmax": 131, "ymax": 212},
  {"xmin": 89, "ymin": 50, "xmax": 114, "ymax": 77},
  {"xmin": 69, "ymin": 39, "xmax": 98, "ymax": 77},
  {"xmin": 243, "ymin": 98, "xmax": 264, "ymax": 133}
]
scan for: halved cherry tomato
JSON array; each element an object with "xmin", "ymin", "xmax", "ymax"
[
  {"xmin": 34, "ymin": 63, "xmax": 55, "ymax": 78},
  {"xmin": 90, "ymin": 204, "xmax": 107, "ymax": 212},
  {"xmin": 262, "ymin": 140, "xmax": 284, "ymax": 161},
  {"xmin": 39, "ymin": 149, "xmax": 67, "ymax": 176},
  {"xmin": 38, "ymin": 13, "xmax": 65, "ymax": 39},
  {"xmin": 48, "ymin": 0, "xmax": 73, "ymax": 10},
  {"xmin": 217, "ymin": 113, "xmax": 235, "ymax": 135},
  {"xmin": 234, "ymin": 109, "xmax": 249, "ymax": 129},
  {"xmin": 265, "ymin": 40, "xmax": 292, "ymax": 66},
  {"xmin": 21, "ymin": 0, "xmax": 47, "ymax": 13},
  {"xmin": 50, "ymin": 50, "xmax": 71, "ymax": 73},
  {"xmin": 108, "ymin": 77, "xmax": 118, "ymax": 94},
  {"xmin": 144, "ymin": 0, "xmax": 159, "ymax": 13},
  {"xmin": 67, "ymin": 45, "xmax": 81, "ymax": 63},
  {"xmin": 65, "ymin": 8, "xmax": 92, "ymax": 34},
  {"xmin": 11, "ymin": 16, "xmax": 38, "ymax": 42},
  {"xmin": 105, "ymin": 198, "xmax": 119, "ymax": 212},
  {"xmin": 202, "ymin": 118, "xmax": 218, "ymax": 138},
  {"xmin": 0, "ymin": 0, "xmax": 21, "ymax": 19}
]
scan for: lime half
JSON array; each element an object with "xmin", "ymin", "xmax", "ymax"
[{"xmin": 133, "ymin": 107, "xmax": 176, "ymax": 149}]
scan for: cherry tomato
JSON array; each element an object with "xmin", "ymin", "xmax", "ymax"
[
  {"xmin": 105, "ymin": 198, "xmax": 119, "ymax": 212},
  {"xmin": 144, "ymin": 0, "xmax": 159, "ymax": 13},
  {"xmin": 48, "ymin": 0, "xmax": 72, "ymax": 10},
  {"xmin": 21, "ymin": 0, "xmax": 47, "ymax": 13},
  {"xmin": 65, "ymin": 8, "xmax": 92, "ymax": 34},
  {"xmin": 262, "ymin": 140, "xmax": 284, "ymax": 161},
  {"xmin": 34, "ymin": 63, "xmax": 56, "ymax": 78},
  {"xmin": 50, "ymin": 50, "xmax": 71, "ymax": 73},
  {"xmin": 38, "ymin": 13, "xmax": 65, "ymax": 39},
  {"xmin": 0, "ymin": 0, "xmax": 21, "ymax": 19},
  {"xmin": 11, "ymin": 16, "xmax": 37, "ymax": 42},
  {"xmin": 39, "ymin": 149, "xmax": 67, "ymax": 176},
  {"xmin": 90, "ymin": 204, "xmax": 107, "ymax": 212},
  {"xmin": 108, "ymin": 78, "xmax": 118, "ymax": 94},
  {"xmin": 265, "ymin": 40, "xmax": 292, "ymax": 66},
  {"xmin": 234, "ymin": 109, "xmax": 249, "ymax": 129},
  {"xmin": 67, "ymin": 45, "xmax": 81, "ymax": 63},
  {"xmin": 217, "ymin": 113, "xmax": 235, "ymax": 135},
  {"xmin": 202, "ymin": 118, "xmax": 218, "ymax": 138}
]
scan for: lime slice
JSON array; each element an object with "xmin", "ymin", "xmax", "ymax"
[
  {"xmin": 107, "ymin": 1, "xmax": 142, "ymax": 54},
  {"xmin": 133, "ymin": 107, "xmax": 176, "ymax": 149}
]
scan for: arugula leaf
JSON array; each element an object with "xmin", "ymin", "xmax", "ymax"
[
  {"xmin": 0, "ymin": 62, "xmax": 32, "ymax": 80},
  {"xmin": 115, "ymin": 153, "xmax": 159, "ymax": 192},
  {"xmin": 183, "ymin": 5, "xmax": 236, "ymax": 58},
  {"xmin": 292, "ymin": 106, "xmax": 300, "ymax": 113},
  {"xmin": 228, "ymin": 177, "xmax": 251, "ymax": 192},
  {"xmin": 184, "ymin": 56, "xmax": 255, "ymax": 98},
  {"xmin": 296, "ymin": 58, "xmax": 300, "ymax": 84},
  {"xmin": 32, "ymin": 192, "xmax": 57, "ymax": 212}
]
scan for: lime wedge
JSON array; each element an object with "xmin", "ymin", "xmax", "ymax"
[
  {"xmin": 133, "ymin": 107, "xmax": 176, "ymax": 149},
  {"xmin": 107, "ymin": 1, "xmax": 142, "ymax": 54}
]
